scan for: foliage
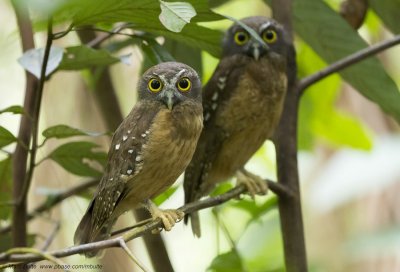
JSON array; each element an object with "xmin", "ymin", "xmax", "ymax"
[{"xmin": 2, "ymin": 0, "xmax": 400, "ymax": 270}]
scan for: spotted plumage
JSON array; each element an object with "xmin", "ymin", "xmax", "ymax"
[
  {"xmin": 183, "ymin": 17, "xmax": 296, "ymax": 236},
  {"xmin": 74, "ymin": 62, "xmax": 203, "ymax": 255}
]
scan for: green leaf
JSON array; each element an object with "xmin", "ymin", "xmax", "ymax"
[
  {"xmin": 159, "ymin": 1, "xmax": 197, "ymax": 32},
  {"xmin": 0, "ymin": 105, "xmax": 24, "ymax": 115},
  {"xmin": 369, "ymin": 0, "xmax": 400, "ymax": 33},
  {"xmin": 0, "ymin": 126, "xmax": 16, "ymax": 148},
  {"xmin": 59, "ymin": 46, "xmax": 121, "ymax": 70},
  {"xmin": 17, "ymin": 46, "xmax": 63, "ymax": 78},
  {"xmin": 0, "ymin": 157, "xmax": 12, "ymax": 220},
  {"xmin": 153, "ymin": 185, "xmax": 178, "ymax": 205},
  {"xmin": 49, "ymin": 0, "xmax": 222, "ymax": 57},
  {"xmin": 208, "ymin": 250, "xmax": 245, "ymax": 272},
  {"xmin": 0, "ymin": 234, "xmax": 36, "ymax": 252},
  {"xmin": 42, "ymin": 124, "xmax": 104, "ymax": 139},
  {"xmin": 141, "ymin": 39, "xmax": 175, "ymax": 71},
  {"xmin": 210, "ymin": 182, "xmax": 234, "ymax": 197},
  {"xmin": 292, "ymin": 0, "xmax": 400, "ymax": 122},
  {"xmin": 231, "ymin": 196, "xmax": 278, "ymax": 224},
  {"xmin": 297, "ymin": 42, "xmax": 374, "ymax": 150},
  {"xmin": 48, "ymin": 141, "xmax": 107, "ymax": 177}
]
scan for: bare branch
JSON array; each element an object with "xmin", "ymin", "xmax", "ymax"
[
  {"xmin": 0, "ymin": 180, "xmax": 279, "ymax": 265},
  {"xmin": 117, "ymin": 238, "xmax": 149, "ymax": 272},
  {"xmin": 298, "ymin": 34, "xmax": 400, "ymax": 96}
]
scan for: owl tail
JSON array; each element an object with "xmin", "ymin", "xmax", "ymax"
[
  {"xmin": 73, "ymin": 200, "xmax": 110, "ymax": 257},
  {"xmin": 184, "ymin": 211, "xmax": 202, "ymax": 237}
]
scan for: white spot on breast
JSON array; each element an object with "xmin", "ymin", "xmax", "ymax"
[
  {"xmin": 127, "ymin": 169, "xmax": 132, "ymax": 175},
  {"xmin": 217, "ymin": 76, "xmax": 227, "ymax": 90},
  {"xmin": 135, "ymin": 155, "xmax": 142, "ymax": 162},
  {"xmin": 211, "ymin": 103, "xmax": 217, "ymax": 110},
  {"xmin": 115, "ymin": 144, "xmax": 120, "ymax": 150},
  {"xmin": 145, "ymin": 130, "xmax": 150, "ymax": 134},
  {"xmin": 205, "ymin": 112, "xmax": 211, "ymax": 121},
  {"xmin": 109, "ymin": 178, "xmax": 113, "ymax": 181},
  {"xmin": 128, "ymin": 149, "xmax": 134, "ymax": 154},
  {"xmin": 141, "ymin": 133, "xmax": 146, "ymax": 138},
  {"xmin": 127, "ymin": 130, "xmax": 131, "ymax": 134},
  {"xmin": 212, "ymin": 92, "xmax": 218, "ymax": 101},
  {"xmin": 132, "ymin": 136, "xmax": 136, "ymax": 140},
  {"xmin": 122, "ymin": 135, "xmax": 128, "ymax": 141}
]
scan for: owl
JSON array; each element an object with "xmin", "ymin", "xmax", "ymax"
[
  {"xmin": 74, "ymin": 62, "xmax": 203, "ymax": 256},
  {"xmin": 183, "ymin": 17, "xmax": 295, "ymax": 237}
]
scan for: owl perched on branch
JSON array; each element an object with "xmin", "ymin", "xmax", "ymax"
[
  {"xmin": 74, "ymin": 62, "xmax": 203, "ymax": 256},
  {"xmin": 184, "ymin": 17, "xmax": 295, "ymax": 237}
]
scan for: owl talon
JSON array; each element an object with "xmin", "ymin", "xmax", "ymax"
[
  {"xmin": 236, "ymin": 169, "xmax": 268, "ymax": 198},
  {"xmin": 145, "ymin": 200, "xmax": 184, "ymax": 232}
]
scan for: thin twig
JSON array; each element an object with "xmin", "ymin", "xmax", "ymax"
[
  {"xmin": 298, "ymin": 34, "xmax": 400, "ymax": 96},
  {"xmin": 0, "ymin": 179, "xmax": 98, "ymax": 235},
  {"xmin": 85, "ymin": 23, "xmax": 132, "ymax": 48},
  {"xmin": 41, "ymin": 221, "xmax": 61, "ymax": 251},
  {"xmin": 117, "ymin": 238, "xmax": 149, "ymax": 272},
  {"xmin": 18, "ymin": 17, "xmax": 54, "ymax": 205}
]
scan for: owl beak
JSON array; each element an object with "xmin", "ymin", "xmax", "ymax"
[
  {"xmin": 163, "ymin": 89, "xmax": 177, "ymax": 110},
  {"xmin": 250, "ymin": 40, "xmax": 269, "ymax": 61}
]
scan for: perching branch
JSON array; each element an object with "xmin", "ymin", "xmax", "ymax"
[
  {"xmin": 298, "ymin": 34, "xmax": 400, "ymax": 96},
  {"xmin": 0, "ymin": 180, "xmax": 278, "ymax": 265}
]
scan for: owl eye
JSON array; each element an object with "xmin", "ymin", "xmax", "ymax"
[
  {"xmin": 234, "ymin": 31, "xmax": 249, "ymax": 45},
  {"xmin": 148, "ymin": 78, "xmax": 163, "ymax": 92},
  {"xmin": 177, "ymin": 77, "xmax": 191, "ymax": 92},
  {"xmin": 262, "ymin": 29, "xmax": 278, "ymax": 44}
]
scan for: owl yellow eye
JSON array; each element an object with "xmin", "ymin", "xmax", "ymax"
[
  {"xmin": 177, "ymin": 77, "xmax": 191, "ymax": 92},
  {"xmin": 262, "ymin": 29, "xmax": 278, "ymax": 43},
  {"xmin": 148, "ymin": 78, "xmax": 162, "ymax": 92},
  {"xmin": 234, "ymin": 31, "xmax": 249, "ymax": 45}
]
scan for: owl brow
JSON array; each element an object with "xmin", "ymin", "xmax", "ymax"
[
  {"xmin": 171, "ymin": 69, "xmax": 187, "ymax": 83},
  {"xmin": 259, "ymin": 22, "xmax": 273, "ymax": 33}
]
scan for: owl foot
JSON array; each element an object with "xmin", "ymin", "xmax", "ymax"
[
  {"xmin": 236, "ymin": 169, "xmax": 268, "ymax": 198},
  {"xmin": 145, "ymin": 200, "xmax": 184, "ymax": 233}
]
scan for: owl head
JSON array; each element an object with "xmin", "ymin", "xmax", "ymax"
[
  {"xmin": 138, "ymin": 62, "xmax": 202, "ymax": 110},
  {"xmin": 222, "ymin": 16, "xmax": 291, "ymax": 61}
]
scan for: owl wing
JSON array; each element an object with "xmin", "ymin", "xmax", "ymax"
[
  {"xmin": 74, "ymin": 101, "xmax": 159, "ymax": 245},
  {"xmin": 184, "ymin": 56, "xmax": 246, "ymax": 205}
]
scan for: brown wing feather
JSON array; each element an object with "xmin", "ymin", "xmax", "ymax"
[
  {"xmin": 183, "ymin": 55, "xmax": 247, "ymax": 207},
  {"xmin": 74, "ymin": 100, "xmax": 160, "ymax": 246}
]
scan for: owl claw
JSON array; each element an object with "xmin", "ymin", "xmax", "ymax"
[
  {"xmin": 236, "ymin": 169, "xmax": 268, "ymax": 198},
  {"xmin": 145, "ymin": 200, "xmax": 184, "ymax": 233}
]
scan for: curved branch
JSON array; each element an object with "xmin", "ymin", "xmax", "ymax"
[
  {"xmin": 0, "ymin": 180, "xmax": 279, "ymax": 265},
  {"xmin": 298, "ymin": 34, "xmax": 400, "ymax": 96}
]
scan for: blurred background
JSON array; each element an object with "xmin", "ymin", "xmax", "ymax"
[{"xmin": 1, "ymin": 0, "xmax": 400, "ymax": 271}]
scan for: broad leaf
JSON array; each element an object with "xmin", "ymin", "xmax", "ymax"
[
  {"xmin": 159, "ymin": 1, "xmax": 196, "ymax": 32},
  {"xmin": 49, "ymin": 141, "xmax": 107, "ymax": 177},
  {"xmin": 292, "ymin": 0, "xmax": 400, "ymax": 122},
  {"xmin": 0, "ymin": 126, "xmax": 16, "ymax": 148},
  {"xmin": 48, "ymin": 0, "xmax": 223, "ymax": 57},
  {"xmin": 18, "ymin": 46, "xmax": 63, "ymax": 78},
  {"xmin": 369, "ymin": 0, "xmax": 400, "ymax": 33},
  {"xmin": 141, "ymin": 39, "xmax": 175, "ymax": 71},
  {"xmin": 59, "ymin": 46, "xmax": 121, "ymax": 70},
  {"xmin": 231, "ymin": 197, "xmax": 278, "ymax": 224},
  {"xmin": 0, "ymin": 157, "xmax": 12, "ymax": 220},
  {"xmin": 42, "ymin": 125, "xmax": 104, "ymax": 139},
  {"xmin": 0, "ymin": 105, "xmax": 24, "ymax": 115},
  {"xmin": 208, "ymin": 250, "xmax": 245, "ymax": 272}
]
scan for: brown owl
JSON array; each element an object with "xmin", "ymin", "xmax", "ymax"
[
  {"xmin": 74, "ymin": 62, "xmax": 203, "ymax": 255},
  {"xmin": 183, "ymin": 17, "xmax": 295, "ymax": 237}
]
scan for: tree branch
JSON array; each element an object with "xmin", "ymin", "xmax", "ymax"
[
  {"xmin": 272, "ymin": 1, "xmax": 308, "ymax": 271},
  {"xmin": 298, "ymin": 34, "xmax": 400, "ymax": 96},
  {"xmin": 10, "ymin": 2, "xmax": 38, "ymax": 271},
  {"xmin": 0, "ymin": 181, "xmax": 277, "ymax": 265}
]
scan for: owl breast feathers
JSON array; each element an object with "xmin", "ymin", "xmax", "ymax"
[
  {"xmin": 183, "ymin": 16, "xmax": 296, "ymax": 236},
  {"xmin": 74, "ymin": 62, "xmax": 203, "ymax": 253}
]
